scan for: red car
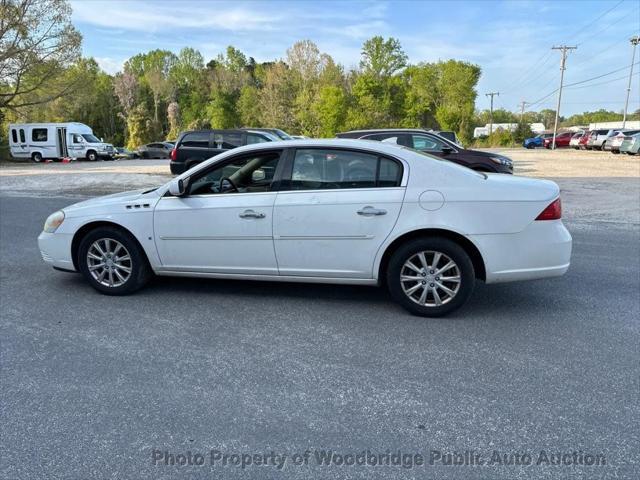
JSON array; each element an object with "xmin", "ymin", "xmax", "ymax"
[
  {"xmin": 544, "ymin": 131, "xmax": 573, "ymax": 149},
  {"xmin": 579, "ymin": 131, "xmax": 592, "ymax": 150}
]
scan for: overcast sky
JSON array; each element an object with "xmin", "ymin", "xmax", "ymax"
[{"xmin": 71, "ymin": 0, "xmax": 640, "ymax": 116}]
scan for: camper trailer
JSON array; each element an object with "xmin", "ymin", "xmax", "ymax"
[{"xmin": 8, "ymin": 122, "xmax": 114, "ymax": 162}]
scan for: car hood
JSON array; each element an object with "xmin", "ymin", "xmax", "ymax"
[{"xmin": 63, "ymin": 189, "xmax": 158, "ymax": 217}]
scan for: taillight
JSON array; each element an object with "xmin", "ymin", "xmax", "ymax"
[
  {"xmin": 170, "ymin": 148, "xmax": 177, "ymax": 161},
  {"xmin": 536, "ymin": 198, "xmax": 562, "ymax": 221}
]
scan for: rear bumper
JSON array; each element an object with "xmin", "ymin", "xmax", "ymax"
[
  {"xmin": 470, "ymin": 220, "xmax": 572, "ymax": 284},
  {"xmin": 170, "ymin": 162, "xmax": 186, "ymax": 175},
  {"xmin": 37, "ymin": 231, "xmax": 76, "ymax": 272}
]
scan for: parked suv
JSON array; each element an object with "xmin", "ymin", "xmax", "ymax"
[
  {"xmin": 587, "ymin": 129, "xmax": 614, "ymax": 150},
  {"xmin": 336, "ymin": 129, "xmax": 513, "ymax": 174},
  {"xmin": 170, "ymin": 129, "xmax": 279, "ymax": 174}
]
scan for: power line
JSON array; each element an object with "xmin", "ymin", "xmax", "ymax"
[
  {"xmin": 564, "ymin": 61, "xmax": 640, "ymax": 87},
  {"xmin": 576, "ymin": 7, "xmax": 639, "ymax": 47},
  {"xmin": 565, "ymin": 0, "xmax": 625, "ymax": 44},
  {"xmin": 565, "ymin": 71, "xmax": 639, "ymax": 90}
]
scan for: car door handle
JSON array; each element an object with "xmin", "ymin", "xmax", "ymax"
[
  {"xmin": 239, "ymin": 209, "xmax": 266, "ymax": 219},
  {"xmin": 357, "ymin": 206, "xmax": 387, "ymax": 216}
]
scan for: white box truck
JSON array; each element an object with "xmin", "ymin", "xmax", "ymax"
[{"xmin": 8, "ymin": 122, "xmax": 115, "ymax": 162}]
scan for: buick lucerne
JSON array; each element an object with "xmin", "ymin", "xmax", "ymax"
[{"xmin": 38, "ymin": 139, "xmax": 572, "ymax": 317}]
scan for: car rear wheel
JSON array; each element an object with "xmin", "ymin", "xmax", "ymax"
[
  {"xmin": 78, "ymin": 227, "xmax": 152, "ymax": 295},
  {"xmin": 387, "ymin": 237, "xmax": 475, "ymax": 317}
]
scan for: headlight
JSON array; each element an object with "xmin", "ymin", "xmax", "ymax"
[
  {"xmin": 43, "ymin": 210, "xmax": 65, "ymax": 233},
  {"xmin": 489, "ymin": 156, "xmax": 513, "ymax": 167}
]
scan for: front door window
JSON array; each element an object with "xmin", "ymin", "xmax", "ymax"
[{"xmin": 188, "ymin": 152, "xmax": 281, "ymax": 196}]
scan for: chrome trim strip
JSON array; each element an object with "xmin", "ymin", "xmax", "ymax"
[
  {"xmin": 275, "ymin": 235, "xmax": 374, "ymax": 240},
  {"xmin": 160, "ymin": 235, "xmax": 272, "ymax": 240}
]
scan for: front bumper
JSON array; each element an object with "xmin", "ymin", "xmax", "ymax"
[
  {"xmin": 470, "ymin": 220, "xmax": 572, "ymax": 284},
  {"xmin": 38, "ymin": 231, "xmax": 76, "ymax": 272}
]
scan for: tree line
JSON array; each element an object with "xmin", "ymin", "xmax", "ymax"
[{"xmin": 1, "ymin": 0, "xmax": 637, "ymax": 151}]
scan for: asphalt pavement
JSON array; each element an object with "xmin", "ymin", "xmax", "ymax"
[{"xmin": 1, "ymin": 194, "xmax": 639, "ymax": 479}]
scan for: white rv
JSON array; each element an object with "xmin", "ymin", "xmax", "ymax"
[{"xmin": 8, "ymin": 122, "xmax": 115, "ymax": 162}]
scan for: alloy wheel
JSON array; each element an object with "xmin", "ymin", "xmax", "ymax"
[
  {"xmin": 400, "ymin": 250, "xmax": 461, "ymax": 307},
  {"xmin": 86, "ymin": 238, "xmax": 132, "ymax": 288}
]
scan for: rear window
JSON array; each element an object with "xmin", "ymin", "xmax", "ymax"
[
  {"xmin": 180, "ymin": 132, "xmax": 209, "ymax": 148},
  {"xmin": 11, "ymin": 129, "xmax": 17, "ymax": 143}
]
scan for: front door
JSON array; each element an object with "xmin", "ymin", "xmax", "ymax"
[
  {"xmin": 56, "ymin": 128, "xmax": 68, "ymax": 157},
  {"xmin": 153, "ymin": 150, "xmax": 284, "ymax": 274},
  {"xmin": 273, "ymin": 148, "xmax": 405, "ymax": 278}
]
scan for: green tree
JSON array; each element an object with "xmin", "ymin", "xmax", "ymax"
[
  {"xmin": 433, "ymin": 60, "xmax": 481, "ymax": 143},
  {"xmin": 312, "ymin": 85, "xmax": 347, "ymax": 137},
  {"xmin": 126, "ymin": 103, "xmax": 155, "ymax": 149},
  {"xmin": 402, "ymin": 63, "xmax": 438, "ymax": 128},
  {"xmin": 0, "ymin": 0, "xmax": 82, "ymax": 113},
  {"xmin": 360, "ymin": 36, "xmax": 408, "ymax": 78}
]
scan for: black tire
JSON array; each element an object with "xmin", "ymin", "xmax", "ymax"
[
  {"xmin": 32, "ymin": 152, "xmax": 43, "ymax": 163},
  {"xmin": 387, "ymin": 237, "xmax": 475, "ymax": 317},
  {"xmin": 86, "ymin": 150, "xmax": 98, "ymax": 161},
  {"xmin": 77, "ymin": 226, "xmax": 152, "ymax": 295}
]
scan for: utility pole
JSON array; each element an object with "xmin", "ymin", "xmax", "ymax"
[
  {"xmin": 551, "ymin": 45, "xmax": 577, "ymax": 149},
  {"xmin": 519, "ymin": 100, "xmax": 529, "ymax": 124},
  {"xmin": 485, "ymin": 91, "xmax": 499, "ymax": 136},
  {"xmin": 622, "ymin": 36, "xmax": 640, "ymax": 128}
]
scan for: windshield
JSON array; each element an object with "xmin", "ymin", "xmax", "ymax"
[
  {"xmin": 272, "ymin": 129, "xmax": 292, "ymax": 140},
  {"xmin": 403, "ymin": 146, "xmax": 487, "ymax": 178},
  {"xmin": 81, "ymin": 134, "xmax": 100, "ymax": 143}
]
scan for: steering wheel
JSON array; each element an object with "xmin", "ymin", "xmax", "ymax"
[{"xmin": 219, "ymin": 177, "xmax": 239, "ymax": 193}]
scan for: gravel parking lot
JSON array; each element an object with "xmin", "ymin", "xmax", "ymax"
[{"xmin": 1, "ymin": 149, "xmax": 639, "ymax": 479}]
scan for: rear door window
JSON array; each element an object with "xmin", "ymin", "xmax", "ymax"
[
  {"xmin": 213, "ymin": 132, "xmax": 243, "ymax": 149},
  {"xmin": 246, "ymin": 133, "xmax": 270, "ymax": 144},
  {"xmin": 411, "ymin": 134, "xmax": 449, "ymax": 152},
  {"xmin": 11, "ymin": 129, "xmax": 17, "ymax": 143},
  {"xmin": 19, "ymin": 129, "xmax": 25, "ymax": 143},
  {"xmin": 288, "ymin": 149, "xmax": 402, "ymax": 190},
  {"xmin": 180, "ymin": 132, "xmax": 210, "ymax": 148}
]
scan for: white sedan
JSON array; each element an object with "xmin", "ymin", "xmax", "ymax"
[{"xmin": 38, "ymin": 139, "xmax": 572, "ymax": 317}]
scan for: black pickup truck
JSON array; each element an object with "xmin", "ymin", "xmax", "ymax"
[{"xmin": 169, "ymin": 129, "xmax": 280, "ymax": 174}]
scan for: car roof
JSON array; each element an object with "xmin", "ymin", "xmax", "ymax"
[
  {"xmin": 207, "ymin": 138, "xmax": 410, "ymax": 157},
  {"xmin": 339, "ymin": 128, "xmax": 433, "ymax": 135}
]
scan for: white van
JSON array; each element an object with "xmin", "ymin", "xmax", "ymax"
[{"xmin": 8, "ymin": 122, "xmax": 115, "ymax": 162}]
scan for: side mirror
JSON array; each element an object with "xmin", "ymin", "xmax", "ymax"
[
  {"xmin": 168, "ymin": 178, "xmax": 186, "ymax": 196},
  {"xmin": 100, "ymin": 137, "xmax": 104, "ymax": 142}
]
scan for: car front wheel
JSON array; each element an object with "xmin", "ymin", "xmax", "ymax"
[
  {"xmin": 78, "ymin": 227, "xmax": 152, "ymax": 295},
  {"xmin": 387, "ymin": 237, "xmax": 475, "ymax": 317}
]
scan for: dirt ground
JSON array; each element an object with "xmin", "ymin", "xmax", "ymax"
[
  {"xmin": 491, "ymin": 148, "xmax": 640, "ymax": 178},
  {"xmin": 1, "ymin": 149, "xmax": 638, "ymax": 227}
]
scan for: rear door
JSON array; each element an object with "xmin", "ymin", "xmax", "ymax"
[
  {"xmin": 177, "ymin": 131, "xmax": 213, "ymax": 169},
  {"xmin": 9, "ymin": 127, "xmax": 28, "ymax": 158},
  {"xmin": 273, "ymin": 147, "xmax": 405, "ymax": 278}
]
